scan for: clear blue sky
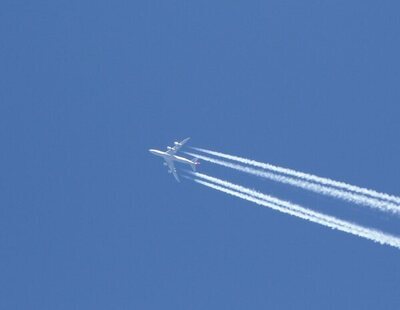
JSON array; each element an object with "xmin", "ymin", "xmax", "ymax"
[{"xmin": 1, "ymin": 0, "xmax": 400, "ymax": 309}]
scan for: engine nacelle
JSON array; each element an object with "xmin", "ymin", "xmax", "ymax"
[
  {"xmin": 174, "ymin": 141, "xmax": 180, "ymax": 146},
  {"xmin": 167, "ymin": 146, "xmax": 173, "ymax": 150}
]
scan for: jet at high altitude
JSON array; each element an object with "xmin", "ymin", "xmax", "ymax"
[{"xmin": 149, "ymin": 138, "xmax": 200, "ymax": 182}]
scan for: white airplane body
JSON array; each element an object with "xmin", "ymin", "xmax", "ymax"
[{"xmin": 149, "ymin": 138, "xmax": 199, "ymax": 182}]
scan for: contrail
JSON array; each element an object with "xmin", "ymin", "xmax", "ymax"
[
  {"xmin": 185, "ymin": 152, "xmax": 400, "ymax": 215},
  {"xmin": 190, "ymin": 171, "xmax": 364, "ymax": 227},
  {"xmin": 188, "ymin": 174, "xmax": 400, "ymax": 249},
  {"xmin": 190, "ymin": 171, "xmax": 384, "ymax": 232},
  {"xmin": 192, "ymin": 147, "xmax": 400, "ymax": 205}
]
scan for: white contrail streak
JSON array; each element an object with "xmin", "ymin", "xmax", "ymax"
[
  {"xmin": 188, "ymin": 174, "xmax": 400, "ymax": 249},
  {"xmin": 190, "ymin": 171, "xmax": 375, "ymax": 230},
  {"xmin": 185, "ymin": 152, "xmax": 400, "ymax": 215},
  {"xmin": 192, "ymin": 147, "xmax": 400, "ymax": 205},
  {"xmin": 190, "ymin": 171, "xmax": 359, "ymax": 227}
]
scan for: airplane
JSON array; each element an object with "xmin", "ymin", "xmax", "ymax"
[{"xmin": 149, "ymin": 138, "xmax": 200, "ymax": 182}]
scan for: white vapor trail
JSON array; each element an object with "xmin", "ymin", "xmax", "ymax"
[
  {"xmin": 185, "ymin": 152, "xmax": 400, "ymax": 215},
  {"xmin": 192, "ymin": 147, "xmax": 400, "ymax": 205},
  {"xmin": 188, "ymin": 173, "xmax": 400, "ymax": 249}
]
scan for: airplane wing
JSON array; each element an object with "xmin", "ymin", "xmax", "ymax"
[
  {"xmin": 164, "ymin": 158, "xmax": 180, "ymax": 182},
  {"xmin": 166, "ymin": 137, "xmax": 190, "ymax": 155}
]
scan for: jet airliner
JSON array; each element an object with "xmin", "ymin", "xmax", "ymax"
[{"xmin": 149, "ymin": 138, "xmax": 199, "ymax": 182}]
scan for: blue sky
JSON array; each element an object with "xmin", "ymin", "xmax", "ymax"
[{"xmin": 1, "ymin": 0, "xmax": 400, "ymax": 309}]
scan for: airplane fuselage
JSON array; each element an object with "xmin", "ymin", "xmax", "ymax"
[
  {"xmin": 149, "ymin": 149, "xmax": 194, "ymax": 165},
  {"xmin": 149, "ymin": 137, "xmax": 199, "ymax": 182}
]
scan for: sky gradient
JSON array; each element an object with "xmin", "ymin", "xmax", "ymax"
[{"xmin": 1, "ymin": 0, "xmax": 400, "ymax": 309}]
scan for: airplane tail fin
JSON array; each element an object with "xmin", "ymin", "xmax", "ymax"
[{"xmin": 191, "ymin": 158, "xmax": 200, "ymax": 171}]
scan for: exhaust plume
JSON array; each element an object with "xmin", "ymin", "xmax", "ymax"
[
  {"xmin": 189, "ymin": 175, "xmax": 400, "ymax": 249},
  {"xmin": 186, "ymin": 152, "xmax": 400, "ymax": 215},
  {"xmin": 192, "ymin": 147, "xmax": 400, "ymax": 205}
]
